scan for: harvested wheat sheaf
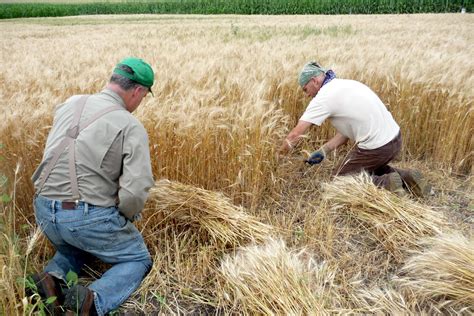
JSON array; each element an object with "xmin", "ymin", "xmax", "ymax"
[
  {"xmin": 353, "ymin": 286, "xmax": 418, "ymax": 314},
  {"xmin": 354, "ymin": 233, "xmax": 474, "ymax": 314},
  {"xmin": 147, "ymin": 179, "xmax": 273, "ymax": 247},
  {"xmin": 396, "ymin": 232, "xmax": 474, "ymax": 312},
  {"xmin": 218, "ymin": 238, "xmax": 339, "ymax": 315},
  {"xmin": 322, "ymin": 173, "xmax": 446, "ymax": 260}
]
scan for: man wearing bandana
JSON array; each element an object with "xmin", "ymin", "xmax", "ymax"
[{"xmin": 279, "ymin": 61, "xmax": 430, "ymax": 197}]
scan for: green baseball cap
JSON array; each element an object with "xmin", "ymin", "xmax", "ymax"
[
  {"xmin": 298, "ymin": 61, "xmax": 326, "ymax": 87},
  {"xmin": 113, "ymin": 57, "xmax": 154, "ymax": 93}
]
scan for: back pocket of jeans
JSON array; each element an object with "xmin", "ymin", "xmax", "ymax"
[{"xmin": 68, "ymin": 216, "xmax": 114, "ymax": 252}]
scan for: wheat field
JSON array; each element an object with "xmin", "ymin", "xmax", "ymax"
[{"xmin": 1, "ymin": 14, "xmax": 473, "ymax": 314}]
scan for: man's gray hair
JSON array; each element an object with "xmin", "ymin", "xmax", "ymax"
[{"xmin": 110, "ymin": 64, "xmax": 146, "ymax": 91}]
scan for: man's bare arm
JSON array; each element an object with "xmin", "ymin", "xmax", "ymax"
[
  {"xmin": 278, "ymin": 120, "xmax": 313, "ymax": 154},
  {"xmin": 323, "ymin": 132, "xmax": 349, "ymax": 153}
]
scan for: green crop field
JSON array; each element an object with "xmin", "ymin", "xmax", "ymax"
[{"xmin": 0, "ymin": 0, "xmax": 471, "ymax": 19}]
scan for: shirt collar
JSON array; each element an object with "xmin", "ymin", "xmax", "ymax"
[{"xmin": 100, "ymin": 88, "xmax": 127, "ymax": 109}]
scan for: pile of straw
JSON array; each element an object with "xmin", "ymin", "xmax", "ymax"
[
  {"xmin": 396, "ymin": 232, "xmax": 474, "ymax": 312},
  {"xmin": 218, "ymin": 238, "xmax": 338, "ymax": 315},
  {"xmin": 322, "ymin": 173, "xmax": 445, "ymax": 260},
  {"xmin": 147, "ymin": 179, "xmax": 273, "ymax": 247}
]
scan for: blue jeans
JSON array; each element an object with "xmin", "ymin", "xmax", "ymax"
[{"xmin": 34, "ymin": 195, "xmax": 152, "ymax": 316}]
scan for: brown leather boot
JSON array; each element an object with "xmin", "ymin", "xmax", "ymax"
[
  {"xmin": 29, "ymin": 272, "xmax": 64, "ymax": 315},
  {"xmin": 385, "ymin": 172, "xmax": 406, "ymax": 197},
  {"xmin": 398, "ymin": 169, "xmax": 431, "ymax": 198},
  {"xmin": 63, "ymin": 285, "xmax": 97, "ymax": 316}
]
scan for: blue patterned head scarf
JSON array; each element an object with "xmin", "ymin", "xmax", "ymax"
[{"xmin": 321, "ymin": 69, "xmax": 336, "ymax": 87}]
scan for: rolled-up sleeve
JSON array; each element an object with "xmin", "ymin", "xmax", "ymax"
[{"xmin": 118, "ymin": 121, "xmax": 154, "ymax": 220}]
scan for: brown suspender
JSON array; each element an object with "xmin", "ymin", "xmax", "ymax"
[{"xmin": 37, "ymin": 95, "xmax": 124, "ymax": 201}]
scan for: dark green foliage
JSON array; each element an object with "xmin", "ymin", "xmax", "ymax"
[{"xmin": 0, "ymin": 0, "xmax": 472, "ymax": 19}]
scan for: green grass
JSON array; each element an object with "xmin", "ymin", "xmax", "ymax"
[
  {"xmin": 223, "ymin": 24, "xmax": 356, "ymax": 43},
  {"xmin": 0, "ymin": 0, "xmax": 471, "ymax": 19}
]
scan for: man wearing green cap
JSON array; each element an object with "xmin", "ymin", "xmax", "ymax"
[
  {"xmin": 30, "ymin": 57, "xmax": 155, "ymax": 315},
  {"xmin": 279, "ymin": 61, "xmax": 430, "ymax": 197}
]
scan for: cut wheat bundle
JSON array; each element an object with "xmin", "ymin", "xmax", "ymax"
[
  {"xmin": 352, "ymin": 285, "xmax": 424, "ymax": 314},
  {"xmin": 218, "ymin": 238, "xmax": 339, "ymax": 315},
  {"xmin": 395, "ymin": 232, "xmax": 474, "ymax": 313},
  {"xmin": 147, "ymin": 179, "xmax": 273, "ymax": 247},
  {"xmin": 322, "ymin": 173, "xmax": 446, "ymax": 260}
]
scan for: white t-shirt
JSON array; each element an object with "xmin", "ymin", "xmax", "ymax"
[{"xmin": 300, "ymin": 78, "xmax": 400, "ymax": 150}]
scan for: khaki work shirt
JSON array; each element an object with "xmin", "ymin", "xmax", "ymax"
[{"xmin": 32, "ymin": 89, "xmax": 154, "ymax": 220}]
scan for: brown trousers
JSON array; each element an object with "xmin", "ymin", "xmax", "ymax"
[{"xmin": 334, "ymin": 133, "xmax": 402, "ymax": 189}]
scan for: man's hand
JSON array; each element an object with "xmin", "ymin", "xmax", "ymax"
[
  {"xmin": 305, "ymin": 147, "xmax": 326, "ymax": 165},
  {"xmin": 279, "ymin": 120, "xmax": 313, "ymax": 156}
]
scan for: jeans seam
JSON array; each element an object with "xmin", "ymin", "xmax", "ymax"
[
  {"xmin": 93, "ymin": 291, "xmax": 104, "ymax": 316},
  {"xmin": 118, "ymin": 279, "xmax": 140, "ymax": 306}
]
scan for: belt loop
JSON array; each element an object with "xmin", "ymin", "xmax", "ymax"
[
  {"xmin": 51, "ymin": 200, "xmax": 56, "ymax": 223},
  {"xmin": 84, "ymin": 202, "xmax": 89, "ymax": 215}
]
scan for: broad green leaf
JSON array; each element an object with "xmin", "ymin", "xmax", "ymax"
[
  {"xmin": 45, "ymin": 296, "xmax": 57, "ymax": 304},
  {"xmin": 21, "ymin": 276, "xmax": 38, "ymax": 292},
  {"xmin": 66, "ymin": 270, "xmax": 78, "ymax": 286}
]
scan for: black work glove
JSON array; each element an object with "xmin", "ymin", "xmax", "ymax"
[{"xmin": 305, "ymin": 147, "xmax": 326, "ymax": 165}]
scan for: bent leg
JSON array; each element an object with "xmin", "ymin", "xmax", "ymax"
[
  {"xmin": 394, "ymin": 168, "xmax": 432, "ymax": 197},
  {"xmin": 68, "ymin": 208, "xmax": 152, "ymax": 315},
  {"xmin": 89, "ymin": 259, "xmax": 152, "ymax": 315},
  {"xmin": 373, "ymin": 172, "xmax": 405, "ymax": 196},
  {"xmin": 44, "ymin": 247, "xmax": 89, "ymax": 283},
  {"xmin": 34, "ymin": 195, "xmax": 91, "ymax": 282},
  {"xmin": 44, "ymin": 248, "xmax": 93, "ymax": 283},
  {"xmin": 334, "ymin": 133, "xmax": 401, "ymax": 180}
]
